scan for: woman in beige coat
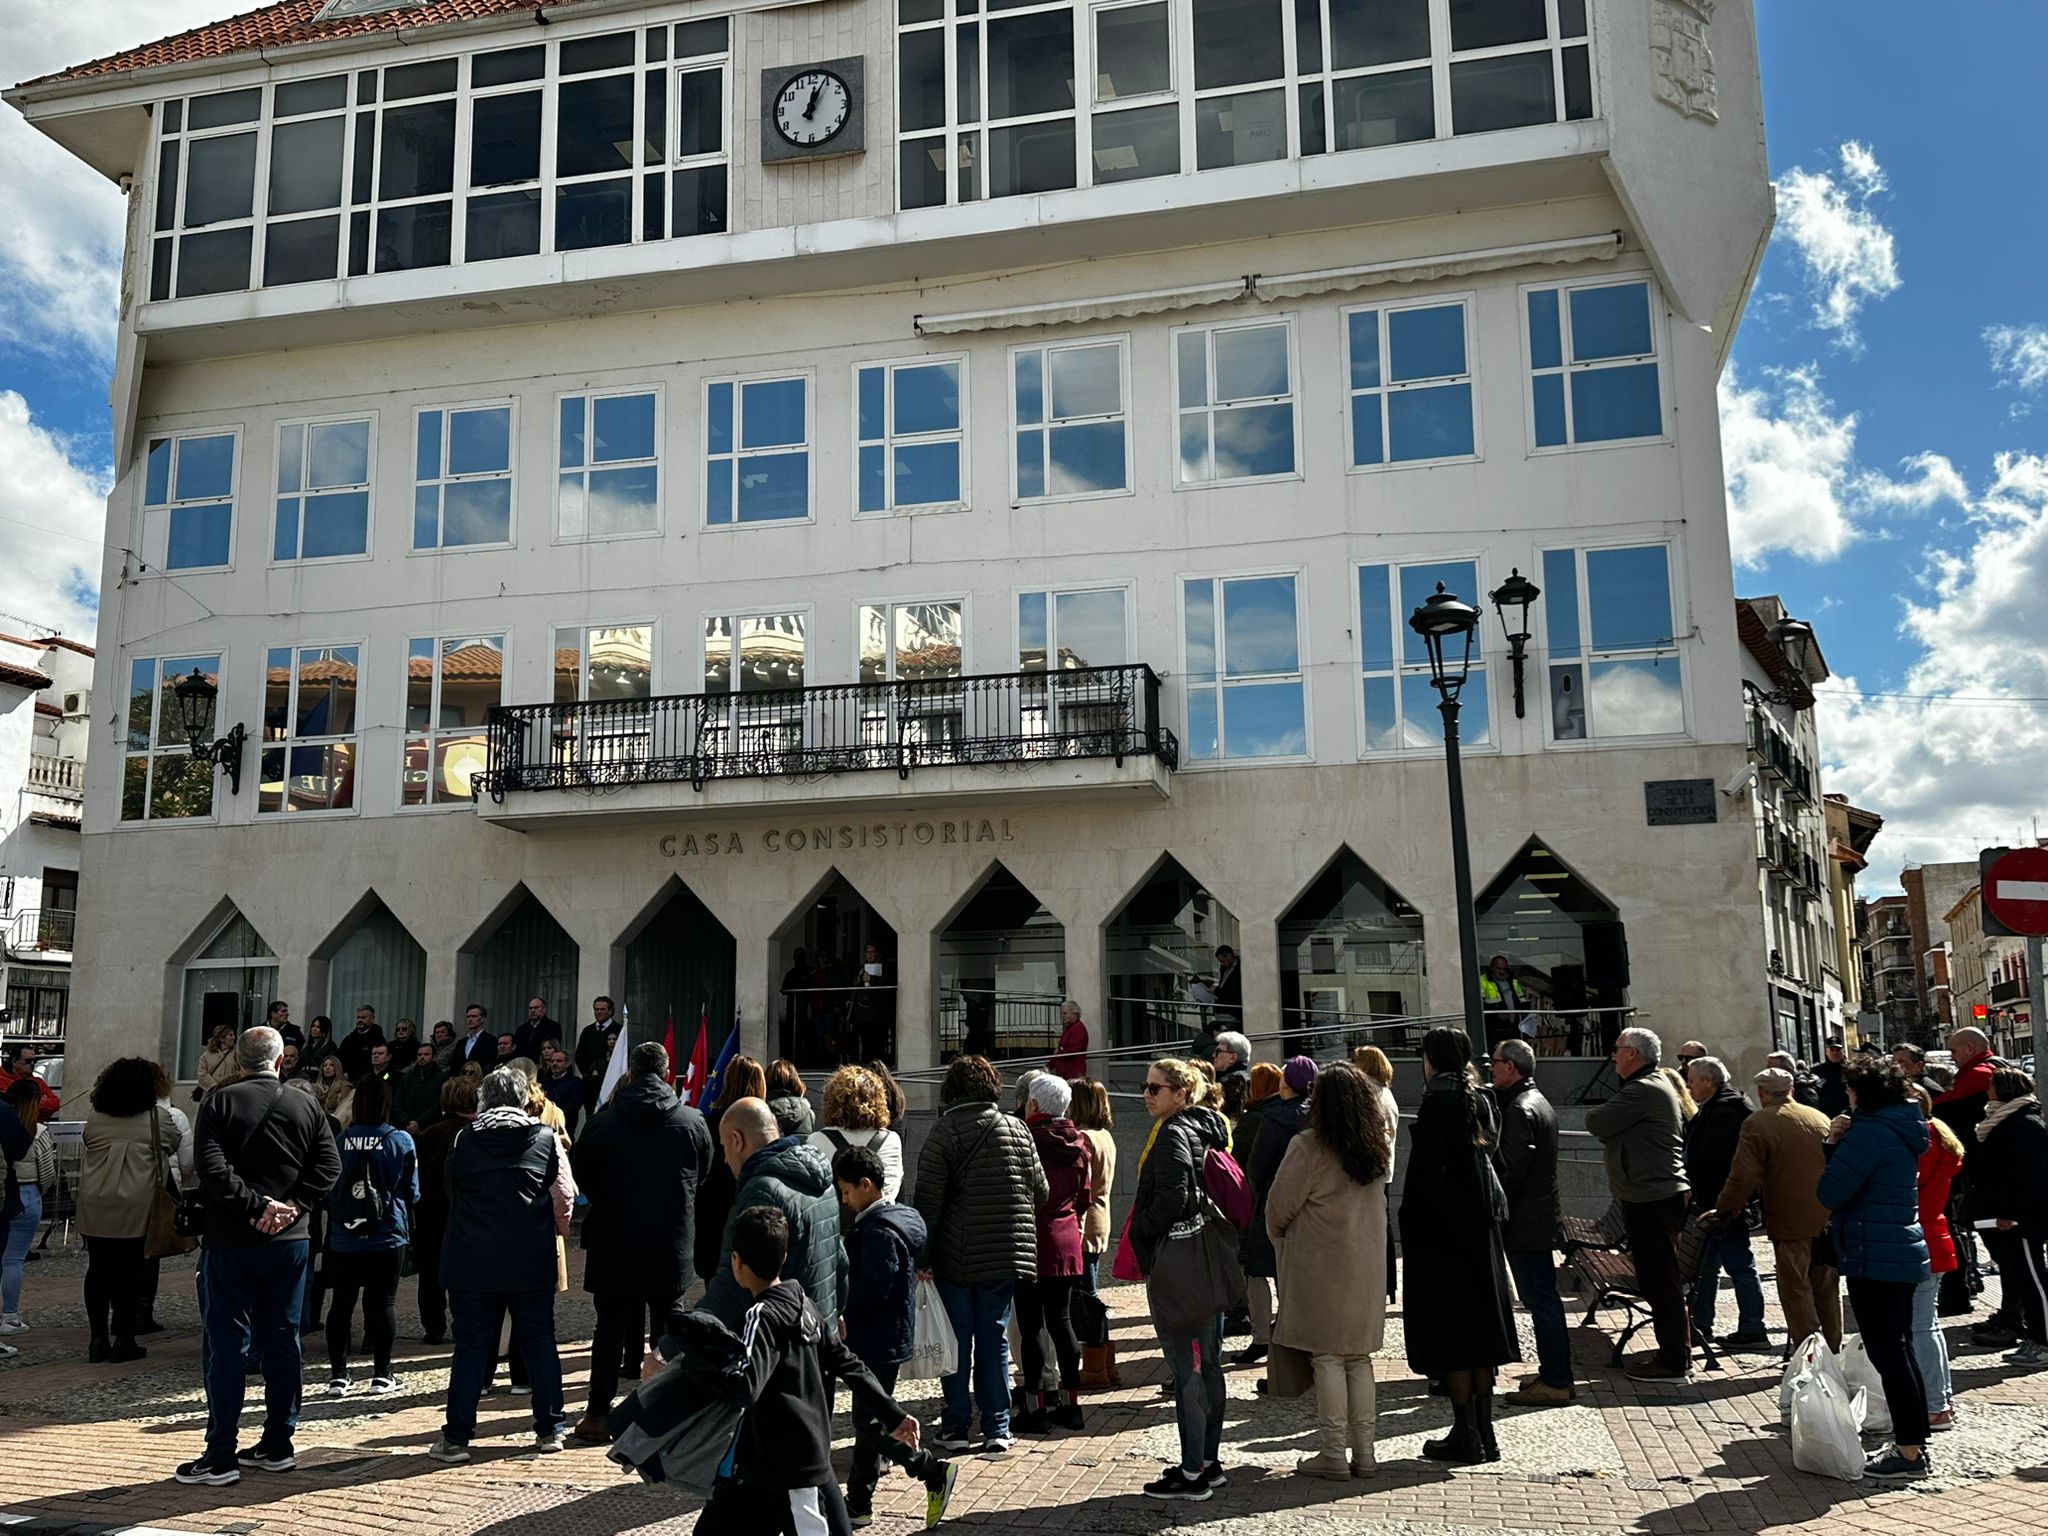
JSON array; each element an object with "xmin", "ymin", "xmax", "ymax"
[
  {"xmin": 78, "ymin": 1057, "xmax": 183, "ymax": 1361},
  {"xmin": 1266, "ymin": 1063, "xmax": 1393, "ymax": 1479},
  {"xmin": 194, "ymin": 1026, "xmax": 239, "ymax": 1100}
]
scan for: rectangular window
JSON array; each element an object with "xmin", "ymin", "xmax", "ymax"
[
  {"xmin": 264, "ymin": 74, "xmax": 351, "ymax": 287},
  {"xmin": 1527, "ymin": 278, "xmax": 1663, "ymax": 448},
  {"xmin": 1019, "ymin": 585, "xmax": 1130, "ymax": 736},
  {"xmin": 557, "ymin": 388, "xmax": 660, "ymax": 539},
  {"xmin": 1011, "ymin": 337, "xmax": 1128, "ymax": 500},
  {"xmin": 1294, "ymin": 0, "xmax": 1433, "ymax": 156},
  {"xmin": 259, "ymin": 644, "xmax": 360, "ymax": 815},
  {"xmin": 1192, "ymin": 0, "xmax": 1288, "ymax": 170},
  {"xmin": 1541, "ymin": 543, "xmax": 1683, "ymax": 741},
  {"xmin": 142, "ymin": 429, "xmax": 238, "ymax": 571},
  {"xmin": 856, "ymin": 358, "xmax": 965, "ymax": 513},
  {"xmin": 149, "ymin": 87, "xmax": 259, "ymax": 301},
  {"xmin": 1181, "ymin": 572, "xmax": 1305, "ymax": 761},
  {"xmin": 555, "ymin": 34, "xmax": 639, "ymax": 252},
  {"xmin": 703, "ymin": 611, "xmax": 807, "ymax": 757},
  {"xmin": 1091, "ymin": 1, "xmax": 1180, "ymax": 183},
  {"xmin": 858, "ymin": 598, "xmax": 966, "ymax": 756},
  {"xmin": 1447, "ymin": 0, "xmax": 1593, "ymax": 136},
  {"xmin": 403, "ymin": 634, "xmax": 504, "ymax": 805},
  {"xmin": 274, "ymin": 415, "xmax": 372, "ymax": 561},
  {"xmin": 1356, "ymin": 560, "xmax": 1489, "ymax": 753},
  {"xmin": 669, "ymin": 25, "xmax": 731, "ymax": 239},
  {"xmin": 553, "ymin": 623, "xmax": 655, "ymax": 702},
  {"xmin": 1173, "ymin": 318, "xmax": 1297, "ymax": 484},
  {"xmin": 466, "ymin": 49, "xmax": 545, "ymax": 263},
  {"xmin": 1345, "ymin": 299, "xmax": 1475, "ymax": 467},
  {"xmin": 413, "ymin": 403, "xmax": 514, "ymax": 549},
  {"xmin": 897, "ymin": 0, "xmax": 1079, "ymax": 208},
  {"xmin": 371, "ymin": 64, "xmax": 458, "ymax": 273},
  {"xmin": 704, "ymin": 374, "xmax": 810, "ymax": 525},
  {"xmin": 122, "ymin": 655, "xmax": 221, "ymax": 821}
]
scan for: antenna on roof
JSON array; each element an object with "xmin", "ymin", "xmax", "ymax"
[{"xmin": 0, "ymin": 611, "xmax": 60, "ymax": 638}]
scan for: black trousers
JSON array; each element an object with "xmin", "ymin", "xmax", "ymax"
[
  {"xmin": 586, "ymin": 1292, "xmax": 675, "ymax": 1415},
  {"xmin": 83, "ymin": 1234, "xmax": 147, "ymax": 1343},
  {"xmin": 1620, "ymin": 1195, "xmax": 1689, "ymax": 1370},
  {"xmin": 414, "ymin": 1215, "xmax": 447, "ymax": 1338},
  {"xmin": 847, "ymin": 1360, "xmax": 943, "ymax": 1511},
  {"xmin": 1985, "ymin": 1228, "xmax": 2048, "ymax": 1344},
  {"xmin": 697, "ymin": 1478, "xmax": 854, "ymax": 1536},
  {"xmin": 326, "ymin": 1249, "xmax": 403, "ymax": 1377},
  {"xmin": 1846, "ymin": 1275, "xmax": 1929, "ymax": 1447},
  {"xmin": 1014, "ymin": 1275, "xmax": 1082, "ymax": 1393}
]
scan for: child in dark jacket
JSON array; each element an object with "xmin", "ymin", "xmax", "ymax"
[{"xmin": 834, "ymin": 1144, "xmax": 958, "ymax": 1527}]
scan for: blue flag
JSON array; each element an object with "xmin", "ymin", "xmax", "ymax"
[{"xmin": 700, "ymin": 1008, "xmax": 741, "ymax": 1107}]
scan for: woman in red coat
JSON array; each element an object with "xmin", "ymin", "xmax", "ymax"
[
  {"xmin": 1910, "ymin": 1084, "xmax": 1964, "ymax": 1429},
  {"xmin": 1014, "ymin": 1073, "xmax": 1092, "ymax": 1435}
]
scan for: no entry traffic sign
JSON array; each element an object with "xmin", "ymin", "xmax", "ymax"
[{"xmin": 1983, "ymin": 846, "xmax": 2048, "ymax": 937}]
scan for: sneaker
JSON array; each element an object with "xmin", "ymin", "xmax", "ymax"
[
  {"xmin": 933, "ymin": 1431, "xmax": 975, "ymax": 1453},
  {"xmin": 1971, "ymin": 1323, "xmax": 2019, "ymax": 1347},
  {"xmin": 1623, "ymin": 1354, "xmax": 1690, "ymax": 1382},
  {"xmin": 325, "ymin": 1377, "xmax": 352, "ymax": 1397},
  {"xmin": 1142, "ymin": 1468, "xmax": 1213, "ymax": 1502},
  {"xmin": 371, "ymin": 1376, "xmax": 401, "ymax": 1395},
  {"xmin": 0, "ymin": 1342, "xmax": 16, "ymax": 1359},
  {"xmin": 2003, "ymin": 1341, "xmax": 2046, "ymax": 1365},
  {"xmin": 848, "ymin": 1512, "xmax": 874, "ymax": 1530},
  {"xmin": 979, "ymin": 1435, "xmax": 1011, "ymax": 1456},
  {"xmin": 237, "ymin": 1445, "xmax": 297, "ymax": 1472},
  {"xmin": 1506, "ymin": 1380, "xmax": 1575, "ymax": 1408},
  {"xmin": 1927, "ymin": 1408, "xmax": 1957, "ymax": 1432},
  {"xmin": 510, "ymin": 1383, "xmax": 534, "ymax": 1396},
  {"xmin": 427, "ymin": 1439, "xmax": 470, "ymax": 1464},
  {"xmin": 925, "ymin": 1462, "xmax": 959, "ymax": 1528},
  {"xmin": 1715, "ymin": 1330, "xmax": 1771, "ymax": 1351},
  {"xmin": 1199, "ymin": 1459, "xmax": 1228, "ymax": 1488},
  {"xmin": 173, "ymin": 1455, "xmax": 242, "ymax": 1487},
  {"xmin": 1864, "ymin": 1449, "xmax": 1930, "ymax": 1483},
  {"xmin": 534, "ymin": 1428, "xmax": 567, "ymax": 1453},
  {"xmin": 0, "ymin": 1315, "xmax": 28, "ymax": 1335}
]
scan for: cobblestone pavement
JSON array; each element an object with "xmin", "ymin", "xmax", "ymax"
[{"xmin": 2, "ymin": 1242, "xmax": 2045, "ymax": 1536}]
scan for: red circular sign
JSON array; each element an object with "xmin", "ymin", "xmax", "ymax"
[{"xmin": 1984, "ymin": 846, "xmax": 2048, "ymax": 936}]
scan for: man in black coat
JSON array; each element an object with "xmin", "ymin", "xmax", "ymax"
[
  {"xmin": 570, "ymin": 1042, "xmax": 714, "ymax": 1442},
  {"xmin": 516, "ymin": 995, "xmax": 565, "ymax": 1061},
  {"xmin": 1491, "ymin": 1039, "xmax": 1570, "ymax": 1405},
  {"xmin": 1814, "ymin": 1038, "xmax": 1850, "ymax": 1120},
  {"xmin": 573, "ymin": 995, "xmax": 618, "ymax": 1083},
  {"xmin": 453, "ymin": 1004, "xmax": 498, "ymax": 1070},
  {"xmin": 1682, "ymin": 1057, "xmax": 1768, "ymax": 1348},
  {"xmin": 337, "ymin": 1005, "xmax": 385, "ymax": 1080}
]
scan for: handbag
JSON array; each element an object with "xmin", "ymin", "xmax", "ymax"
[
  {"xmin": 1267, "ymin": 1341, "xmax": 1314, "ymax": 1399},
  {"xmin": 1070, "ymin": 1285, "xmax": 1110, "ymax": 1349},
  {"xmin": 1144, "ymin": 1197, "xmax": 1247, "ymax": 1335},
  {"xmin": 145, "ymin": 1106, "xmax": 199, "ymax": 1259}
]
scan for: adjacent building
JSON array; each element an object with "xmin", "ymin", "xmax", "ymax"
[
  {"xmin": 0, "ymin": 633, "xmax": 94, "ymax": 1042},
  {"xmin": 11, "ymin": 0, "xmax": 1783, "ymax": 1091},
  {"xmin": 1823, "ymin": 792, "xmax": 1881, "ymax": 1044},
  {"xmin": 1902, "ymin": 859, "xmax": 1978, "ymax": 1041},
  {"xmin": 1858, "ymin": 893, "xmax": 1920, "ymax": 1045}
]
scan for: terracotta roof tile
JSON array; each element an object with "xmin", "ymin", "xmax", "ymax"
[
  {"xmin": 24, "ymin": 0, "xmax": 557, "ymax": 88},
  {"xmin": 0, "ymin": 661, "xmax": 55, "ymax": 691}
]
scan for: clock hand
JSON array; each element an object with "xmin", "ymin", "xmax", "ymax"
[{"xmin": 805, "ymin": 82, "xmax": 823, "ymax": 117}]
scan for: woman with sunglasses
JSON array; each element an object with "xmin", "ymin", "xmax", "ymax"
[{"xmin": 1130, "ymin": 1058, "xmax": 1232, "ymax": 1502}]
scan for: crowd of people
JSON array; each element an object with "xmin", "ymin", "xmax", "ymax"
[{"xmin": 1, "ymin": 1001, "xmax": 2044, "ymax": 1527}]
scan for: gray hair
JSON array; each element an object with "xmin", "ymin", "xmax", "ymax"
[
  {"xmin": 1755, "ymin": 1067, "xmax": 1793, "ymax": 1101},
  {"xmin": 237, "ymin": 1026, "xmax": 283, "ymax": 1074},
  {"xmin": 479, "ymin": 1066, "xmax": 528, "ymax": 1111},
  {"xmin": 1496, "ymin": 1038, "xmax": 1536, "ymax": 1078},
  {"xmin": 1616, "ymin": 1026, "xmax": 1662, "ymax": 1066},
  {"xmin": 1765, "ymin": 1050, "xmax": 1797, "ymax": 1074},
  {"xmin": 1214, "ymin": 1031, "xmax": 1251, "ymax": 1066},
  {"xmin": 1060, "ymin": 999, "xmax": 1081, "ymax": 1021},
  {"xmin": 1686, "ymin": 1055, "xmax": 1729, "ymax": 1091},
  {"xmin": 1027, "ymin": 1073, "xmax": 1072, "ymax": 1117}
]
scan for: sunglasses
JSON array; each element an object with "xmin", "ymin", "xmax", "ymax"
[{"xmin": 1142, "ymin": 1082, "xmax": 1169, "ymax": 1095}]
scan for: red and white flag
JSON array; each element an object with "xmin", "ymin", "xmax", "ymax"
[{"xmin": 680, "ymin": 1007, "xmax": 710, "ymax": 1105}]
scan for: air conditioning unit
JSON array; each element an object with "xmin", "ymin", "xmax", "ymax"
[{"xmin": 63, "ymin": 690, "xmax": 89, "ymax": 717}]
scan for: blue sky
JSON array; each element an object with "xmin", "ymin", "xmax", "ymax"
[{"xmin": 2, "ymin": 0, "xmax": 2044, "ymax": 888}]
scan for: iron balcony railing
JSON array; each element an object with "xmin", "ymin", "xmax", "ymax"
[
  {"xmin": 5, "ymin": 908, "xmax": 74, "ymax": 954},
  {"xmin": 478, "ymin": 663, "xmax": 1178, "ymax": 799}
]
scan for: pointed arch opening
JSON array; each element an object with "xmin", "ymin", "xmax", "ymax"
[
  {"xmin": 459, "ymin": 885, "xmax": 578, "ymax": 1040},
  {"xmin": 938, "ymin": 862, "xmax": 1065, "ymax": 1061},
  {"xmin": 1474, "ymin": 838, "xmax": 1630, "ymax": 1056},
  {"xmin": 617, "ymin": 876, "xmax": 738, "ymax": 1064},
  {"xmin": 771, "ymin": 871, "xmax": 898, "ymax": 1069},
  {"xmin": 314, "ymin": 893, "xmax": 427, "ymax": 1040},
  {"xmin": 1104, "ymin": 855, "xmax": 1240, "ymax": 1050},
  {"xmin": 175, "ymin": 902, "xmax": 278, "ymax": 1077},
  {"xmin": 1277, "ymin": 849, "xmax": 1426, "ymax": 1054}
]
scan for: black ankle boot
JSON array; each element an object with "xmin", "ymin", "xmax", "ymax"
[
  {"xmin": 1474, "ymin": 1391, "xmax": 1500, "ymax": 1462},
  {"xmin": 1422, "ymin": 1402, "xmax": 1486, "ymax": 1464},
  {"xmin": 1012, "ymin": 1393, "xmax": 1050, "ymax": 1434},
  {"xmin": 89, "ymin": 1335, "xmax": 111, "ymax": 1364}
]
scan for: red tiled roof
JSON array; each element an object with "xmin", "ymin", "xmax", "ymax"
[
  {"xmin": 23, "ymin": 0, "xmax": 556, "ymax": 88},
  {"xmin": 35, "ymin": 700, "xmax": 63, "ymax": 718},
  {"xmin": 32, "ymin": 635, "xmax": 96, "ymax": 658},
  {"xmin": 0, "ymin": 661, "xmax": 55, "ymax": 691}
]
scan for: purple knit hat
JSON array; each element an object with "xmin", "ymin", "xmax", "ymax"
[{"xmin": 1282, "ymin": 1055, "xmax": 1319, "ymax": 1095}]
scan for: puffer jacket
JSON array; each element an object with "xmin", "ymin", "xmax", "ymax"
[
  {"xmin": 911, "ymin": 1101, "xmax": 1048, "ymax": 1284},
  {"xmin": 1242, "ymin": 1094, "xmax": 1308, "ymax": 1277},
  {"xmin": 767, "ymin": 1093, "xmax": 816, "ymax": 1138},
  {"xmin": 1027, "ymin": 1115, "xmax": 1092, "ymax": 1279},
  {"xmin": 1918, "ymin": 1120, "xmax": 1965, "ymax": 1275},
  {"xmin": 844, "ymin": 1200, "xmax": 927, "ymax": 1367},
  {"xmin": 701, "ymin": 1135, "xmax": 846, "ymax": 1329},
  {"xmin": 1816, "ymin": 1099, "xmax": 1929, "ymax": 1284},
  {"xmin": 1129, "ymin": 1105, "xmax": 1229, "ymax": 1276}
]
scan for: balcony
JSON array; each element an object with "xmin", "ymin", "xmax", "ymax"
[
  {"xmin": 1991, "ymin": 975, "xmax": 2031, "ymax": 1007},
  {"xmin": 26, "ymin": 754, "xmax": 84, "ymax": 800},
  {"xmin": 476, "ymin": 664, "xmax": 1177, "ymax": 830},
  {"xmin": 4, "ymin": 907, "xmax": 74, "ymax": 960}
]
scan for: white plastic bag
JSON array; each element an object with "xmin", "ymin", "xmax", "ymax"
[
  {"xmin": 1788, "ymin": 1362, "xmax": 1867, "ymax": 1481},
  {"xmin": 1779, "ymin": 1332, "xmax": 1839, "ymax": 1420},
  {"xmin": 903, "ymin": 1278, "xmax": 958, "ymax": 1381},
  {"xmin": 1837, "ymin": 1334, "xmax": 1892, "ymax": 1436}
]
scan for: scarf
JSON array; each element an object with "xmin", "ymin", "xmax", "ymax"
[
  {"xmin": 1977, "ymin": 1094, "xmax": 2038, "ymax": 1142},
  {"xmin": 472, "ymin": 1105, "xmax": 534, "ymax": 1134}
]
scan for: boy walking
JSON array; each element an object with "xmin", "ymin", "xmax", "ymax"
[{"xmin": 833, "ymin": 1145, "xmax": 959, "ymax": 1527}]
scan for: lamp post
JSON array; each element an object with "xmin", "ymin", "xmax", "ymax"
[
  {"xmin": 172, "ymin": 665, "xmax": 247, "ymax": 795},
  {"xmin": 1488, "ymin": 568, "xmax": 1541, "ymax": 719},
  {"xmin": 1408, "ymin": 582, "xmax": 1486, "ymax": 1055}
]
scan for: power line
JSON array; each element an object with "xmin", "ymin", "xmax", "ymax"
[{"xmin": 1819, "ymin": 687, "xmax": 2048, "ymax": 710}]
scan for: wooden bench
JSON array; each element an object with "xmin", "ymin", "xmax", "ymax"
[{"xmin": 1566, "ymin": 1214, "xmax": 1722, "ymax": 1372}]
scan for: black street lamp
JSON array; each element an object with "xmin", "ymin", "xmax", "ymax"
[
  {"xmin": 1488, "ymin": 568, "xmax": 1541, "ymax": 719},
  {"xmin": 1408, "ymin": 582, "xmax": 1486, "ymax": 1055},
  {"xmin": 172, "ymin": 665, "xmax": 247, "ymax": 796}
]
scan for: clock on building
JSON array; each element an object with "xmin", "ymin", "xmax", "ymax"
[{"xmin": 759, "ymin": 57, "xmax": 866, "ymax": 163}]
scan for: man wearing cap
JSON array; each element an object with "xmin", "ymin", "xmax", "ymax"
[
  {"xmin": 1814, "ymin": 1038, "xmax": 1850, "ymax": 1119},
  {"xmin": 1711, "ymin": 1067, "xmax": 1839, "ymax": 1350}
]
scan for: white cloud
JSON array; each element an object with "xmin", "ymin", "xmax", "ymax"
[
  {"xmin": 1817, "ymin": 452, "xmax": 2048, "ymax": 891},
  {"xmin": 0, "ymin": 391, "xmax": 106, "ymax": 642},
  {"xmin": 1775, "ymin": 141, "xmax": 1901, "ymax": 347},
  {"xmin": 1986, "ymin": 324, "xmax": 2048, "ymax": 410},
  {"xmin": 1718, "ymin": 364, "xmax": 1964, "ymax": 566}
]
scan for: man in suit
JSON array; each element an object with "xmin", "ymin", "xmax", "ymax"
[
  {"xmin": 454, "ymin": 1004, "xmax": 498, "ymax": 1069},
  {"xmin": 573, "ymin": 996, "xmax": 617, "ymax": 1083},
  {"xmin": 516, "ymin": 996, "xmax": 564, "ymax": 1061}
]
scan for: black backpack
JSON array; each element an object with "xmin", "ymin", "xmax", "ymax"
[{"xmin": 333, "ymin": 1131, "xmax": 394, "ymax": 1237}]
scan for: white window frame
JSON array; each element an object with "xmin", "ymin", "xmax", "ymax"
[
  {"xmin": 1171, "ymin": 314, "xmax": 1302, "ymax": 489},
  {"xmin": 120, "ymin": 653, "xmax": 224, "ymax": 824},
  {"xmin": 554, "ymin": 620, "xmax": 660, "ymax": 701},
  {"xmin": 1341, "ymin": 293, "xmax": 1480, "ymax": 472},
  {"xmin": 1443, "ymin": 0, "xmax": 1594, "ymax": 137},
  {"xmin": 150, "ymin": 86, "xmax": 266, "ymax": 302},
  {"xmin": 1013, "ymin": 581, "xmax": 1137, "ymax": 671},
  {"xmin": 667, "ymin": 30, "xmax": 733, "ymax": 239},
  {"xmin": 553, "ymin": 384, "xmax": 663, "ymax": 542},
  {"xmin": 702, "ymin": 370, "xmax": 815, "ymax": 529},
  {"xmin": 258, "ymin": 640, "xmax": 364, "ymax": 818},
  {"xmin": 853, "ymin": 354, "xmax": 970, "ymax": 516},
  {"xmin": 856, "ymin": 595, "xmax": 972, "ymax": 683},
  {"xmin": 1008, "ymin": 334, "xmax": 1132, "ymax": 504},
  {"xmin": 1089, "ymin": 0, "xmax": 1183, "ymax": 182},
  {"xmin": 141, "ymin": 426, "xmax": 243, "ymax": 574},
  {"xmin": 1539, "ymin": 539, "xmax": 1689, "ymax": 746},
  {"xmin": 400, "ymin": 632, "xmax": 506, "ymax": 809},
  {"xmin": 1522, "ymin": 273, "xmax": 1670, "ymax": 455},
  {"xmin": 1178, "ymin": 568, "xmax": 1311, "ymax": 766},
  {"xmin": 272, "ymin": 413, "xmax": 376, "ymax": 564},
  {"xmin": 412, "ymin": 398, "xmax": 518, "ymax": 552},
  {"xmin": 1351, "ymin": 556, "xmax": 1494, "ymax": 759},
  {"xmin": 259, "ymin": 73, "xmax": 356, "ymax": 288},
  {"xmin": 700, "ymin": 606, "xmax": 813, "ymax": 757}
]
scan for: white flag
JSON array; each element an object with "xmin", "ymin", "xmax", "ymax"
[{"xmin": 595, "ymin": 1024, "xmax": 630, "ymax": 1112}]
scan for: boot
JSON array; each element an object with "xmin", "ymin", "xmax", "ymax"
[
  {"xmin": 1421, "ymin": 1402, "xmax": 1486, "ymax": 1464},
  {"xmin": 1474, "ymin": 1389, "xmax": 1500, "ymax": 1463},
  {"xmin": 1081, "ymin": 1344, "xmax": 1111, "ymax": 1389},
  {"xmin": 1297, "ymin": 1355, "xmax": 1351, "ymax": 1479},
  {"xmin": 1050, "ymin": 1389, "xmax": 1085, "ymax": 1432},
  {"xmin": 89, "ymin": 1333, "xmax": 111, "ymax": 1364},
  {"xmin": 1012, "ymin": 1392, "xmax": 1050, "ymax": 1434},
  {"xmin": 108, "ymin": 1337, "xmax": 148, "ymax": 1363},
  {"xmin": 1104, "ymin": 1340, "xmax": 1124, "ymax": 1387}
]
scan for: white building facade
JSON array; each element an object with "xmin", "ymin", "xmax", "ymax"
[
  {"xmin": 0, "ymin": 634, "xmax": 93, "ymax": 1041},
  {"xmin": 13, "ymin": 0, "xmax": 1776, "ymax": 1089}
]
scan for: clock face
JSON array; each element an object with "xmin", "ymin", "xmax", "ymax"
[{"xmin": 774, "ymin": 70, "xmax": 852, "ymax": 147}]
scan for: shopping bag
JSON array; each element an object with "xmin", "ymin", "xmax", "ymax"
[
  {"xmin": 1836, "ymin": 1334, "xmax": 1891, "ymax": 1436},
  {"xmin": 1071, "ymin": 1286, "xmax": 1111, "ymax": 1349},
  {"xmin": 1787, "ymin": 1360, "xmax": 1867, "ymax": 1481},
  {"xmin": 1112, "ymin": 1208, "xmax": 1143, "ymax": 1283},
  {"xmin": 1144, "ymin": 1201, "xmax": 1248, "ymax": 1336},
  {"xmin": 1778, "ymin": 1332, "xmax": 1839, "ymax": 1421},
  {"xmin": 903, "ymin": 1278, "xmax": 958, "ymax": 1381}
]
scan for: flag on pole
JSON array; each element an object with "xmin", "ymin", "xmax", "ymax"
[
  {"xmin": 700, "ymin": 1008, "xmax": 741, "ymax": 1108},
  {"xmin": 595, "ymin": 1023, "xmax": 630, "ymax": 1112},
  {"xmin": 661, "ymin": 1009, "xmax": 677, "ymax": 1086},
  {"xmin": 680, "ymin": 1005, "xmax": 711, "ymax": 1105}
]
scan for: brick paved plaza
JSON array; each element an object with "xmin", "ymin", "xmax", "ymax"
[{"xmin": 2, "ymin": 1243, "xmax": 2044, "ymax": 1536}]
